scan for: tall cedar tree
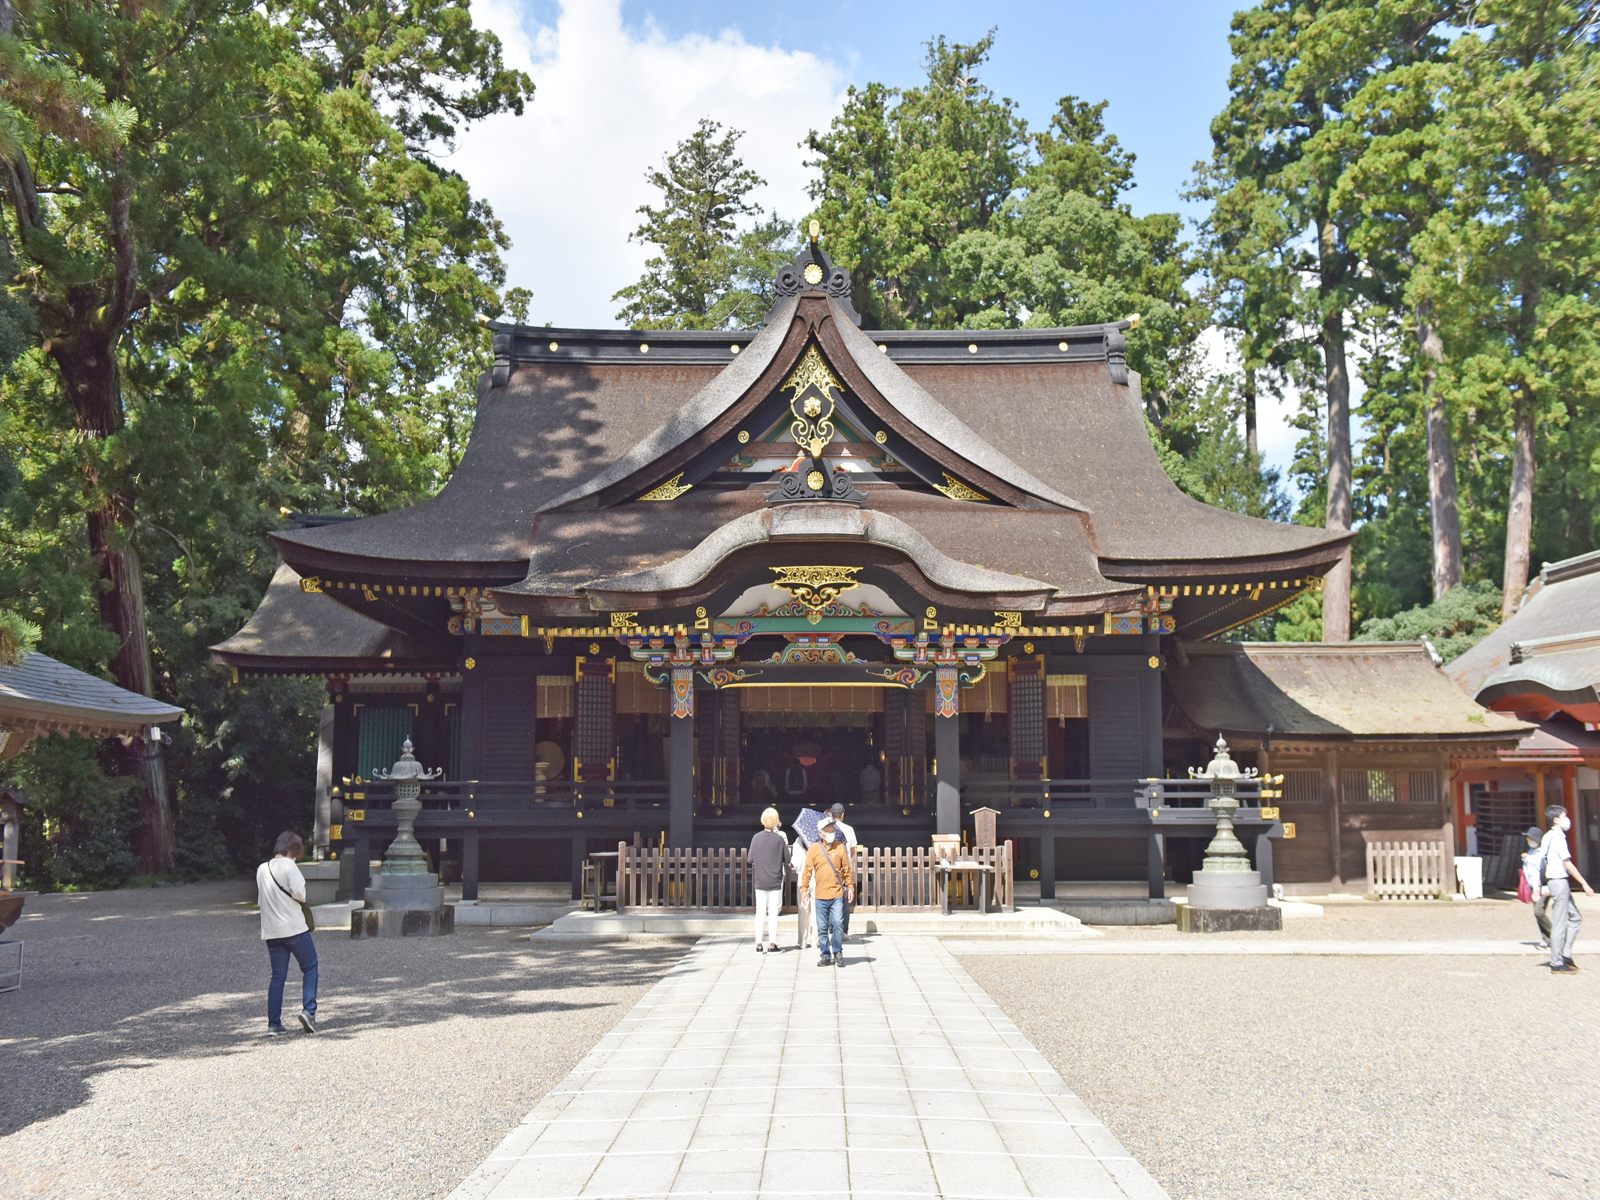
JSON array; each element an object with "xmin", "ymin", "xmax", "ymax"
[
  {"xmin": 1204, "ymin": 1, "xmax": 1444, "ymax": 640},
  {"xmin": 0, "ymin": 0, "xmax": 529, "ymax": 870},
  {"xmin": 613, "ymin": 119, "xmax": 795, "ymax": 330}
]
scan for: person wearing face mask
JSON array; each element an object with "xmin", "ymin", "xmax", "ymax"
[
  {"xmin": 800, "ymin": 815, "xmax": 854, "ymax": 967},
  {"xmin": 1539, "ymin": 804, "xmax": 1595, "ymax": 974}
]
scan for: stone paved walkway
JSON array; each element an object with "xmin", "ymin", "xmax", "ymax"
[{"xmin": 447, "ymin": 936, "xmax": 1167, "ymax": 1200}]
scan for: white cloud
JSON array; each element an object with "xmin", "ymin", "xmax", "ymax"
[
  {"xmin": 1192, "ymin": 324, "xmax": 1367, "ymax": 493},
  {"xmin": 447, "ymin": 0, "xmax": 848, "ymax": 328}
]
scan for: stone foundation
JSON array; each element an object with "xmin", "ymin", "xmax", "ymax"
[{"xmin": 1176, "ymin": 904, "xmax": 1283, "ymax": 933}]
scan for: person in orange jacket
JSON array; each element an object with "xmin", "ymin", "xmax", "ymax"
[{"xmin": 801, "ymin": 816, "xmax": 854, "ymax": 967}]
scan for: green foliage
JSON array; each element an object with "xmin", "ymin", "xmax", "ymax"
[
  {"xmin": 613, "ymin": 119, "xmax": 797, "ymax": 330},
  {"xmin": 0, "ymin": 608, "xmax": 39, "ymax": 665},
  {"xmin": 14, "ymin": 738, "xmax": 139, "ymax": 890},
  {"xmin": 1356, "ymin": 580, "xmax": 1503, "ymax": 663},
  {"xmin": 0, "ymin": 0, "xmax": 529, "ymax": 885}
]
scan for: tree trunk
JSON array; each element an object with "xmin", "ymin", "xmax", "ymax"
[
  {"xmin": 53, "ymin": 337, "xmax": 175, "ymax": 872},
  {"xmin": 1417, "ymin": 315, "xmax": 1462, "ymax": 599},
  {"xmin": 1243, "ymin": 362, "xmax": 1259, "ymax": 458},
  {"xmin": 1501, "ymin": 384, "xmax": 1536, "ymax": 619},
  {"xmin": 1320, "ymin": 293, "xmax": 1353, "ymax": 643}
]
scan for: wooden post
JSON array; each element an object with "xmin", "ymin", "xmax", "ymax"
[
  {"xmin": 352, "ymin": 833, "xmax": 371, "ymax": 896},
  {"xmin": 1325, "ymin": 748, "xmax": 1343, "ymax": 886},
  {"xmin": 570, "ymin": 836, "xmax": 585, "ymax": 901},
  {"xmin": 1039, "ymin": 832, "xmax": 1056, "ymax": 900},
  {"xmin": 462, "ymin": 832, "xmax": 480, "ymax": 902},
  {"xmin": 1255, "ymin": 831, "xmax": 1275, "ymax": 892},
  {"xmin": 669, "ymin": 688, "xmax": 695, "ymax": 846},
  {"xmin": 1147, "ymin": 831, "xmax": 1166, "ymax": 900}
]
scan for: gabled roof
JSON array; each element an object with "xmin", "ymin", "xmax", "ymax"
[
  {"xmin": 0, "ymin": 651, "xmax": 182, "ymax": 740},
  {"xmin": 1449, "ymin": 549, "xmax": 1600, "ymax": 699},
  {"xmin": 1169, "ymin": 641, "xmax": 1530, "ymax": 741},
  {"xmin": 210, "ymin": 564, "xmax": 455, "ymax": 675}
]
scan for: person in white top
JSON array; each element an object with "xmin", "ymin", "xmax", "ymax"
[
  {"xmin": 828, "ymin": 802, "xmax": 858, "ymax": 937},
  {"xmin": 1539, "ymin": 805, "xmax": 1594, "ymax": 973},
  {"xmin": 790, "ymin": 832, "xmax": 813, "ymax": 950},
  {"xmin": 256, "ymin": 831, "xmax": 319, "ymax": 1034}
]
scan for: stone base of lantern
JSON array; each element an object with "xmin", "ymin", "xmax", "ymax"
[
  {"xmin": 351, "ymin": 870, "xmax": 455, "ymax": 938},
  {"xmin": 1177, "ymin": 897, "xmax": 1282, "ymax": 934}
]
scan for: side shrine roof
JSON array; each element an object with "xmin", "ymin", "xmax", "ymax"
[
  {"xmin": 1168, "ymin": 641, "xmax": 1531, "ymax": 742},
  {"xmin": 210, "ymin": 564, "xmax": 454, "ymax": 674},
  {"xmin": 0, "ymin": 651, "xmax": 182, "ymax": 739},
  {"xmin": 1448, "ymin": 549, "xmax": 1600, "ymax": 700}
]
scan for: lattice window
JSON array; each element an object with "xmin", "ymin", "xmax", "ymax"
[
  {"xmin": 1282, "ymin": 768, "xmax": 1323, "ymax": 806},
  {"xmin": 356, "ymin": 704, "xmax": 413, "ymax": 778},
  {"xmin": 614, "ymin": 662, "xmax": 667, "ymax": 714},
  {"xmin": 1046, "ymin": 674, "xmax": 1087, "ymax": 720},
  {"xmin": 1010, "ymin": 662, "xmax": 1046, "ymax": 777},
  {"xmin": 1342, "ymin": 768, "xmax": 1396, "ymax": 804},
  {"xmin": 1402, "ymin": 769, "xmax": 1442, "ymax": 806}
]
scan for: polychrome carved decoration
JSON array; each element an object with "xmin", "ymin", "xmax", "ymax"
[
  {"xmin": 770, "ymin": 566, "xmax": 863, "ymax": 623},
  {"xmin": 934, "ymin": 665, "xmax": 961, "ymax": 718},
  {"xmin": 670, "ymin": 665, "xmax": 695, "ymax": 720},
  {"xmin": 781, "ymin": 346, "xmax": 842, "ymax": 458}
]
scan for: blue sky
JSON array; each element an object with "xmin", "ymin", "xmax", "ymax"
[
  {"xmin": 606, "ymin": 0, "xmax": 1243, "ymax": 223},
  {"xmin": 452, "ymin": 1, "xmax": 1300, "ymax": 466}
]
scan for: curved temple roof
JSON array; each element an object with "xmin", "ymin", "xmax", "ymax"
[{"xmin": 250, "ymin": 254, "xmax": 1350, "ymax": 647}]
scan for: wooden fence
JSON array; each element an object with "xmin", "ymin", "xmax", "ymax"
[
  {"xmin": 616, "ymin": 841, "xmax": 1015, "ymax": 914},
  {"xmin": 1365, "ymin": 839, "xmax": 1453, "ymax": 899}
]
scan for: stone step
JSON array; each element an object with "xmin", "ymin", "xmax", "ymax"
[{"xmin": 530, "ymin": 907, "xmax": 1099, "ymax": 942}]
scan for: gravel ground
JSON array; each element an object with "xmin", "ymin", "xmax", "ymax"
[
  {"xmin": 966, "ymin": 916, "xmax": 1600, "ymax": 1200},
  {"xmin": 1098, "ymin": 894, "xmax": 1594, "ymax": 945},
  {"xmin": 1, "ymin": 882, "xmax": 679, "ymax": 1200}
]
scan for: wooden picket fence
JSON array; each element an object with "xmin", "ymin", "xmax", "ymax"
[
  {"xmin": 615, "ymin": 841, "xmax": 1015, "ymax": 914},
  {"xmin": 1365, "ymin": 839, "xmax": 1452, "ymax": 899}
]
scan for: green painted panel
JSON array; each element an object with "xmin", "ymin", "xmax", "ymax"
[{"xmin": 357, "ymin": 705, "xmax": 413, "ymax": 778}]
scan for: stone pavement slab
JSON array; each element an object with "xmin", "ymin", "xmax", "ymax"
[
  {"xmin": 942, "ymin": 938, "xmax": 1549, "ymax": 956},
  {"xmin": 446, "ymin": 935, "xmax": 1167, "ymax": 1199}
]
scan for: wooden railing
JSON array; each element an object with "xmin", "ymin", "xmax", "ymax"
[
  {"xmin": 349, "ymin": 779, "xmax": 669, "ymax": 811},
  {"xmin": 1366, "ymin": 838, "xmax": 1453, "ymax": 900},
  {"xmin": 964, "ymin": 777, "xmax": 1264, "ymax": 810},
  {"xmin": 616, "ymin": 841, "xmax": 1015, "ymax": 914}
]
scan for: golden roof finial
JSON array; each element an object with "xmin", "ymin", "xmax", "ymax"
[{"xmin": 808, "ymin": 218, "xmax": 821, "ymax": 244}]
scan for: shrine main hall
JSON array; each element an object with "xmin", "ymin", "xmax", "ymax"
[{"xmin": 215, "ymin": 239, "xmax": 1523, "ymax": 899}]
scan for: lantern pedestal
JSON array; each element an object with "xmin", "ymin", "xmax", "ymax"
[
  {"xmin": 1179, "ymin": 735, "xmax": 1279, "ymax": 933},
  {"xmin": 351, "ymin": 740, "xmax": 454, "ymax": 939}
]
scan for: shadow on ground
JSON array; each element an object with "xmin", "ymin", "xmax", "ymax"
[{"xmin": 1, "ymin": 881, "xmax": 680, "ymax": 1140}]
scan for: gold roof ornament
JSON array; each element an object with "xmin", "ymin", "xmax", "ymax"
[
  {"xmin": 637, "ymin": 472, "xmax": 692, "ymax": 502},
  {"xmin": 932, "ymin": 472, "xmax": 988, "ymax": 503},
  {"xmin": 780, "ymin": 346, "xmax": 842, "ymax": 457}
]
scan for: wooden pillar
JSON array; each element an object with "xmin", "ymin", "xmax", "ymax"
[
  {"xmin": 1325, "ymin": 748, "xmax": 1343, "ymax": 886},
  {"xmin": 669, "ymin": 665, "xmax": 695, "ymax": 846},
  {"xmin": 570, "ymin": 836, "xmax": 585, "ymax": 901},
  {"xmin": 1255, "ymin": 831, "xmax": 1275, "ymax": 892},
  {"xmin": 934, "ymin": 666, "xmax": 961, "ymax": 835},
  {"xmin": 456, "ymin": 648, "xmax": 486, "ymax": 781},
  {"xmin": 1141, "ymin": 636, "xmax": 1164, "ymax": 777},
  {"xmin": 1561, "ymin": 764, "xmax": 1581, "ymax": 874},
  {"xmin": 462, "ymin": 832, "xmax": 480, "ymax": 902},
  {"xmin": 1039, "ymin": 832, "xmax": 1056, "ymax": 900},
  {"xmin": 1535, "ymin": 768, "xmax": 1548, "ymax": 825},
  {"xmin": 1147, "ymin": 832, "xmax": 1166, "ymax": 900},
  {"xmin": 352, "ymin": 833, "xmax": 372, "ymax": 897}
]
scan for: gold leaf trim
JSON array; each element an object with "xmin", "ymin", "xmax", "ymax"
[
  {"xmin": 932, "ymin": 472, "xmax": 987, "ymax": 502},
  {"xmin": 637, "ymin": 472, "xmax": 692, "ymax": 502}
]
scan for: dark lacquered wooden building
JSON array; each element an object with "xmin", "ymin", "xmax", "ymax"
[{"xmin": 216, "ymin": 242, "xmax": 1384, "ymax": 899}]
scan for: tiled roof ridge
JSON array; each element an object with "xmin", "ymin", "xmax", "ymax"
[{"xmin": 1542, "ymin": 547, "xmax": 1600, "ymax": 585}]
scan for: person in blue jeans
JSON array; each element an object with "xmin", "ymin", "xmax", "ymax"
[
  {"xmin": 800, "ymin": 817, "xmax": 854, "ymax": 967},
  {"xmin": 257, "ymin": 831, "xmax": 319, "ymax": 1034}
]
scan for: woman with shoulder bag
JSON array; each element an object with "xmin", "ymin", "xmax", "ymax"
[{"xmin": 256, "ymin": 831, "xmax": 320, "ymax": 1035}]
